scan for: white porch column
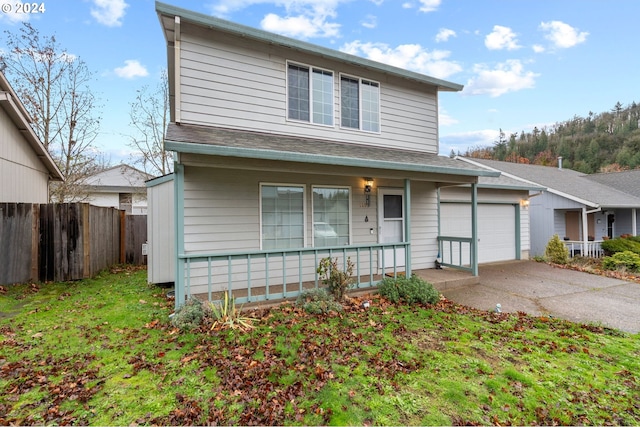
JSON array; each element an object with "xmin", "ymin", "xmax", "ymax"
[
  {"xmin": 633, "ymin": 208, "xmax": 638, "ymax": 236},
  {"xmin": 581, "ymin": 206, "xmax": 589, "ymax": 256}
]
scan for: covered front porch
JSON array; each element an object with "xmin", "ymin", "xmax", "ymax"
[{"xmin": 164, "ymin": 125, "xmax": 499, "ymax": 309}]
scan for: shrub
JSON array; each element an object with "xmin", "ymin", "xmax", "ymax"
[
  {"xmin": 209, "ymin": 293, "xmax": 255, "ymax": 331},
  {"xmin": 378, "ymin": 274, "xmax": 439, "ymax": 305},
  {"xmin": 295, "ymin": 288, "xmax": 344, "ymax": 315},
  {"xmin": 317, "ymin": 257, "xmax": 354, "ymax": 301},
  {"xmin": 545, "ymin": 234, "xmax": 569, "ymax": 264},
  {"xmin": 601, "ymin": 237, "xmax": 640, "ymax": 256},
  {"xmin": 602, "ymin": 251, "xmax": 640, "ymax": 272},
  {"xmin": 171, "ymin": 297, "xmax": 205, "ymax": 331}
]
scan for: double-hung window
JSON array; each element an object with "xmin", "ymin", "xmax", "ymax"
[
  {"xmin": 287, "ymin": 63, "xmax": 334, "ymax": 126},
  {"xmin": 312, "ymin": 187, "xmax": 350, "ymax": 247},
  {"xmin": 340, "ymin": 75, "xmax": 380, "ymax": 132},
  {"xmin": 261, "ymin": 184, "xmax": 305, "ymax": 250}
]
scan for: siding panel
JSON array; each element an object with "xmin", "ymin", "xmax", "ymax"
[{"xmin": 178, "ymin": 24, "xmax": 439, "ymax": 154}]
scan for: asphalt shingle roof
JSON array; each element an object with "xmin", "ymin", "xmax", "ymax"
[
  {"xmin": 462, "ymin": 158, "xmax": 640, "ymax": 208},
  {"xmin": 585, "ymin": 170, "xmax": 640, "ymax": 199},
  {"xmin": 165, "ymin": 123, "xmax": 500, "ymax": 178}
]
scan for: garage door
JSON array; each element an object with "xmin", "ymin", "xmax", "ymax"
[{"xmin": 440, "ymin": 203, "xmax": 516, "ymax": 264}]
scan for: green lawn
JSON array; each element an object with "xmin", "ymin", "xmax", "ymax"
[{"xmin": 1, "ymin": 266, "xmax": 639, "ymax": 425}]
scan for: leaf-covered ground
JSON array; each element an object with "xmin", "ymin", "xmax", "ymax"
[{"xmin": 1, "ymin": 266, "xmax": 639, "ymax": 425}]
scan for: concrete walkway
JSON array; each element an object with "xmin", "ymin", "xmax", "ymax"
[{"xmin": 437, "ymin": 260, "xmax": 640, "ymax": 334}]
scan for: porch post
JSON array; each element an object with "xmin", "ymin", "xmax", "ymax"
[
  {"xmin": 515, "ymin": 204, "xmax": 521, "ymax": 260},
  {"xmin": 404, "ymin": 179, "xmax": 412, "ymax": 277},
  {"xmin": 633, "ymin": 208, "xmax": 638, "ymax": 236},
  {"xmin": 174, "ymin": 162, "xmax": 185, "ymax": 309},
  {"xmin": 471, "ymin": 182, "xmax": 478, "ymax": 276},
  {"xmin": 581, "ymin": 206, "xmax": 588, "ymax": 256}
]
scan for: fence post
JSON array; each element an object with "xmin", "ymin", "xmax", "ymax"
[
  {"xmin": 82, "ymin": 203, "xmax": 91, "ymax": 278},
  {"xmin": 31, "ymin": 204, "xmax": 39, "ymax": 281},
  {"xmin": 119, "ymin": 210, "xmax": 126, "ymax": 264}
]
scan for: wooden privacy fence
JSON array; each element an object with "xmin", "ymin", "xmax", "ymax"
[{"xmin": 0, "ymin": 203, "xmax": 147, "ymax": 285}]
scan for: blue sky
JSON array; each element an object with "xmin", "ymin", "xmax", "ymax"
[{"xmin": 1, "ymin": 0, "xmax": 639, "ymax": 162}]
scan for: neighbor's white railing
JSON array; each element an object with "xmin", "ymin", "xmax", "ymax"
[{"xmin": 563, "ymin": 240, "xmax": 605, "ymax": 258}]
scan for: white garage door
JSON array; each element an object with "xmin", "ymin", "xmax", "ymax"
[{"xmin": 440, "ymin": 203, "xmax": 516, "ymax": 264}]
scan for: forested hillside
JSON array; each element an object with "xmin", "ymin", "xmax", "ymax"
[{"xmin": 462, "ymin": 101, "xmax": 640, "ymax": 173}]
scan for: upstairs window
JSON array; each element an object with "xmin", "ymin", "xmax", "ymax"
[
  {"xmin": 340, "ymin": 75, "xmax": 380, "ymax": 132},
  {"xmin": 287, "ymin": 63, "xmax": 334, "ymax": 126}
]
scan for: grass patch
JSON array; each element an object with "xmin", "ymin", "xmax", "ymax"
[{"xmin": 1, "ymin": 266, "xmax": 639, "ymax": 425}]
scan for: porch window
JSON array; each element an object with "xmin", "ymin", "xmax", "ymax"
[
  {"xmin": 312, "ymin": 187, "xmax": 350, "ymax": 247},
  {"xmin": 287, "ymin": 63, "xmax": 334, "ymax": 126},
  {"xmin": 340, "ymin": 75, "xmax": 380, "ymax": 132},
  {"xmin": 261, "ymin": 185, "xmax": 305, "ymax": 249}
]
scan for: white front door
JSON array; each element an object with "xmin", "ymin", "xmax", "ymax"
[{"xmin": 378, "ymin": 188, "xmax": 405, "ymax": 269}]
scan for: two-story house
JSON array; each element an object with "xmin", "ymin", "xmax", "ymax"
[{"xmin": 154, "ymin": 2, "xmax": 500, "ymax": 307}]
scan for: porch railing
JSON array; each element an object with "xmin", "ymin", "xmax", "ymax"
[
  {"xmin": 437, "ymin": 236, "xmax": 474, "ymax": 273},
  {"xmin": 563, "ymin": 240, "xmax": 605, "ymax": 258},
  {"xmin": 175, "ymin": 242, "xmax": 409, "ymax": 307}
]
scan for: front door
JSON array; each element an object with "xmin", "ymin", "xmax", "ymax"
[{"xmin": 378, "ymin": 188, "xmax": 405, "ymax": 269}]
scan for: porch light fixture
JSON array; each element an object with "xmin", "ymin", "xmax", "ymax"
[
  {"xmin": 364, "ymin": 177, "xmax": 373, "ymax": 207},
  {"xmin": 520, "ymin": 199, "xmax": 530, "ymax": 208}
]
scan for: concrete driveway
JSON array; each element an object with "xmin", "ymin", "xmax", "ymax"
[{"xmin": 440, "ymin": 260, "xmax": 640, "ymax": 334}]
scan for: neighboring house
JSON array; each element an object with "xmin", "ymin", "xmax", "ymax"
[
  {"xmin": 80, "ymin": 164, "xmax": 153, "ymax": 215},
  {"xmin": 585, "ymin": 169, "xmax": 640, "ymax": 199},
  {"xmin": 0, "ymin": 71, "xmax": 63, "ymax": 202},
  {"xmin": 154, "ymin": 2, "xmax": 500, "ymax": 307},
  {"xmin": 460, "ymin": 158, "xmax": 640, "ymax": 257}
]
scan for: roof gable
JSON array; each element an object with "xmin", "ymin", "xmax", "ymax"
[
  {"xmin": 0, "ymin": 72, "xmax": 63, "ymax": 181},
  {"xmin": 155, "ymin": 1, "xmax": 463, "ymax": 93},
  {"xmin": 82, "ymin": 164, "xmax": 153, "ymax": 189}
]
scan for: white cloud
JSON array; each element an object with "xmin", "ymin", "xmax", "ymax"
[
  {"xmin": 485, "ymin": 25, "xmax": 521, "ymax": 50},
  {"xmin": 418, "ymin": 0, "xmax": 441, "ymax": 13},
  {"xmin": 438, "ymin": 108, "xmax": 458, "ymax": 126},
  {"xmin": 399, "ymin": 0, "xmax": 440, "ymax": 12},
  {"xmin": 91, "ymin": 0, "xmax": 128, "ymax": 27},
  {"xmin": 340, "ymin": 41, "xmax": 462, "ymax": 79},
  {"xmin": 464, "ymin": 59, "xmax": 539, "ymax": 97},
  {"xmin": 114, "ymin": 60, "xmax": 148, "ymax": 79},
  {"xmin": 532, "ymin": 44, "xmax": 545, "ymax": 53},
  {"xmin": 439, "ymin": 129, "xmax": 501, "ymax": 155},
  {"xmin": 361, "ymin": 14, "xmax": 377, "ymax": 29},
  {"xmin": 435, "ymin": 28, "xmax": 456, "ymax": 43},
  {"xmin": 0, "ymin": 3, "xmax": 30, "ymax": 24},
  {"xmin": 261, "ymin": 13, "xmax": 340, "ymax": 38},
  {"xmin": 369, "ymin": 0, "xmax": 384, "ymax": 5},
  {"xmin": 210, "ymin": 0, "xmax": 344, "ymax": 38},
  {"xmin": 539, "ymin": 20, "xmax": 588, "ymax": 49}
]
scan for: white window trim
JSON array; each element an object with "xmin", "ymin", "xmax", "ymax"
[
  {"xmin": 311, "ymin": 185, "xmax": 352, "ymax": 247},
  {"xmin": 259, "ymin": 182, "xmax": 307, "ymax": 250},
  {"xmin": 339, "ymin": 73, "xmax": 381, "ymax": 134},
  {"xmin": 285, "ymin": 60, "xmax": 335, "ymax": 128}
]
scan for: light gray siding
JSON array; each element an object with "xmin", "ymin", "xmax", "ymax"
[
  {"xmin": 178, "ymin": 25, "xmax": 438, "ymax": 154},
  {"xmin": 176, "ymin": 166, "xmax": 439, "ymax": 293},
  {"xmin": 0, "ymin": 110, "xmax": 50, "ymax": 203},
  {"xmin": 530, "ymin": 191, "xmax": 583, "ymax": 256},
  {"xmin": 147, "ymin": 178, "xmax": 175, "ymax": 284}
]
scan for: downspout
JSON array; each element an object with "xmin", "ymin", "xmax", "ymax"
[
  {"xmin": 174, "ymin": 160, "xmax": 185, "ymax": 309},
  {"xmin": 404, "ymin": 179, "xmax": 412, "ymax": 276},
  {"xmin": 174, "ymin": 16, "xmax": 182, "ymax": 123},
  {"xmin": 471, "ymin": 182, "xmax": 478, "ymax": 276}
]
